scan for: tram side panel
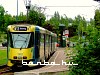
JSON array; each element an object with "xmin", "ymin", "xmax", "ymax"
[
  {"xmin": 49, "ymin": 36, "xmax": 52, "ymax": 56},
  {"xmin": 34, "ymin": 31, "xmax": 40, "ymax": 63},
  {"xmin": 39, "ymin": 33, "xmax": 45, "ymax": 62},
  {"xmin": 45, "ymin": 34, "xmax": 49, "ymax": 60},
  {"xmin": 51, "ymin": 36, "xmax": 53, "ymax": 54},
  {"xmin": 52, "ymin": 37, "xmax": 55, "ymax": 52},
  {"xmin": 54, "ymin": 37, "xmax": 57, "ymax": 52},
  {"xmin": 46, "ymin": 35, "xmax": 51, "ymax": 58},
  {"xmin": 52, "ymin": 36, "xmax": 57, "ymax": 53}
]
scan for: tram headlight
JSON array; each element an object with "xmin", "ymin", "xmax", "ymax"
[
  {"xmin": 23, "ymin": 56, "xmax": 27, "ymax": 59},
  {"xmin": 13, "ymin": 56, "xmax": 17, "ymax": 59}
]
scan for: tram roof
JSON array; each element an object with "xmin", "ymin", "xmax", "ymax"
[
  {"xmin": 36, "ymin": 25, "xmax": 46, "ymax": 31},
  {"xmin": 35, "ymin": 26, "xmax": 57, "ymax": 36},
  {"xmin": 7, "ymin": 24, "xmax": 57, "ymax": 36},
  {"xmin": 35, "ymin": 26, "xmax": 56, "ymax": 36}
]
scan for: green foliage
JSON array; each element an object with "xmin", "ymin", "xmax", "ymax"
[
  {"xmin": 18, "ymin": 12, "xmax": 26, "ymax": 21},
  {"xmin": 4, "ymin": 14, "xmax": 16, "ymax": 32},
  {"xmin": 49, "ymin": 12, "xmax": 69, "ymax": 28},
  {"xmin": 28, "ymin": 5, "xmax": 46, "ymax": 26},
  {"xmin": 48, "ymin": 12, "xmax": 70, "ymax": 34},
  {"xmin": 43, "ymin": 23, "xmax": 54, "ymax": 31},
  {"xmin": 60, "ymin": 16, "xmax": 68, "ymax": 26},
  {"xmin": 0, "ymin": 5, "xmax": 5, "ymax": 32},
  {"xmin": 74, "ymin": 15, "xmax": 87, "ymax": 36},
  {"xmin": 0, "ymin": 39, "xmax": 2, "ymax": 42},
  {"xmin": 0, "ymin": 33, "xmax": 7, "ymax": 43},
  {"xmin": 70, "ymin": 36, "xmax": 78, "ymax": 42},
  {"xmin": 4, "ymin": 35, "xmax": 7, "ymax": 39},
  {"xmin": 0, "ymin": 5, "xmax": 46, "ymax": 33},
  {"xmin": 69, "ymin": 25, "xmax": 100, "ymax": 75},
  {"xmin": 29, "ymin": 9, "xmax": 39, "ymax": 24},
  {"xmin": 0, "ymin": 5, "xmax": 17, "ymax": 32},
  {"xmin": 49, "ymin": 11, "xmax": 61, "ymax": 29},
  {"xmin": 94, "ymin": 9, "xmax": 100, "ymax": 30}
]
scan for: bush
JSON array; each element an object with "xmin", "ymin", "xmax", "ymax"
[
  {"xmin": 4, "ymin": 35, "xmax": 7, "ymax": 39},
  {"xmin": 69, "ymin": 28, "xmax": 100, "ymax": 75},
  {"xmin": 70, "ymin": 36, "xmax": 79, "ymax": 42},
  {"xmin": 0, "ymin": 39, "xmax": 2, "ymax": 42}
]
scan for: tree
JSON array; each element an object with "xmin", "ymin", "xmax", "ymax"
[
  {"xmin": 37, "ymin": 13, "xmax": 46, "ymax": 26},
  {"xmin": 49, "ymin": 11, "xmax": 60, "ymax": 29},
  {"xmin": 60, "ymin": 15, "xmax": 68, "ymax": 27},
  {"xmin": 48, "ymin": 11, "xmax": 69, "ymax": 33},
  {"xmin": 18, "ymin": 12, "xmax": 26, "ymax": 21},
  {"xmin": 69, "ymin": 15, "xmax": 87, "ymax": 37},
  {"xmin": 4, "ymin": 14, "xmax": 12, "ymax": 32},
  {"xmin": 69, "ymin": 11, "xmax": 100, "ymax": 75},
  {"xmin": 43, "ymin": 23, "xmax": 54, "ymax": 31},
  {"xmin": 28, "ymin": 5, "xmax": 46, "ymax": 26},
  {"xmin": 69, "ymin": 21, "xmax": 100, "ymax": 75},
  {"xmin": 94, "ymin": 9, "xmax": 100, "ymax": 29},
  {"xmin": 0, "ymin": 5, "xmax": 5, "ymax": 32}
]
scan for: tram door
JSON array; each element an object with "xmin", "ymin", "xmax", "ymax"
[{"xmin": 35, "ymin": 32, "xmax": 40, "ymax": 60}]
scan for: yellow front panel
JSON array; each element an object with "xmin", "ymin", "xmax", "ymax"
[{"xmin": 9, "ymin": 48, "xmax": 33, "ymax": 60}]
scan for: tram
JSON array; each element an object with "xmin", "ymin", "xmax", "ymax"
[{"xmin": 7, "ymin": 24, "xmax": 57, "ymax": 67}]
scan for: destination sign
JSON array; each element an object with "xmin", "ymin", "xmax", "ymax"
[{"xmin": 15, "ymin": 27, "xmax": 27, "ymax": 31}]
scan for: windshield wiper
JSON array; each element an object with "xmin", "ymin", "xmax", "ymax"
[
  {"xmin": 17, "ymin": 35, "xmax": 27, "ymax": 39},
  {"xmin": 20, "ymin": 40, "xmax": 27, "ymax": 50},
  {"xmin": 20, "ymin": 34, "xmax": 30, "ymax": 50}
]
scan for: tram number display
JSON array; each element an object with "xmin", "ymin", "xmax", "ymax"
[{"xmin": 15, "ymin": 27, "xmax": 27, "ymax": 31}]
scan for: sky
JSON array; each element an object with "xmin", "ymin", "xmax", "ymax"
[{"xmin": 0, "ymin": 0, "xmax": 99, "ymax": 21}]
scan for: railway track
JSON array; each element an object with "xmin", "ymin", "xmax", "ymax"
[
  {"xmin": 0, "ymin": 65, "xmax": 13, "ymax": 75},
  {"xmin": 0, "ymin": 48, "xmax": 67, "ymax": 75},
  {"xmin": 0, "ymin": 65, "xmax": 45, "ymax": 75},
  {"xmin": 0, "ymin": 47, "xmax": 54, "ymax": 75}
]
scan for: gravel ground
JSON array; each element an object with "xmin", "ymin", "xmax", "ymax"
[{"xmin": 0, "ymin": 43, "xmax": 7, "ymax": 50}]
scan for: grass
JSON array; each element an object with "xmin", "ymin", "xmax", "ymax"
[
  {"xmin": 0, "ymin": 50, "xmax": 7, "ymax": 66},
  {"xmin": 40, "ymin": 71, "xmax": 70, "ymax": 75},
  {"xmin": 56, "ymin": 71, "xmax": 70, "ymax": 75}
]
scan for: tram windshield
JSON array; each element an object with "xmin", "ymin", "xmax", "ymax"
[{"xmin": 9, "ymin": 32, "xmax": 34, "ymax": 48}]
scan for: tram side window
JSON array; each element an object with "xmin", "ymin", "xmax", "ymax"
[
  {"xmin": 28, "ymin": 32, "xmax": 34, "ymax": 47},
  {"xmin": 40, "ymin": 34, "xmax": 44, "ymax": 46},
  {"xmin": 35, "ymin": 32, "xmax": 41, "ymax": 47},
  {"xmin": 54, "ymin": 37, "xmax": 57, "ymax": 42},
  {"xmin": 44, "ymin": 34, "xmax": 48, "ymax": 51},
  {"xmin": 46, "ymin": 35, "xmax": 49, "ymax": 46},
  {"xmin": 45, "ymin": 35, "xmax": 46, "ymax": 45},
  {"xmin": 48, "ymin": 35, "xmax": 50, "ymax": 45},
  {"xmin": 51, "ymin": 36, "xmax": 53, "ymax": 46},
  {"xmin": 52, "ymin": 37, "xmax": 55, "ymax": 48},
  {"xmin": 52, "ymin": 37, "xmax": 54, "ymax": 43},
  {"xmin": 48, "ymin": 35, "xmax": 51, "ymax": 51}
]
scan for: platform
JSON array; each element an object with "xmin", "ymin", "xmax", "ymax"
[{"xmin": 14, "ymin": 48, "xmax": 69, "ymax": 75}]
